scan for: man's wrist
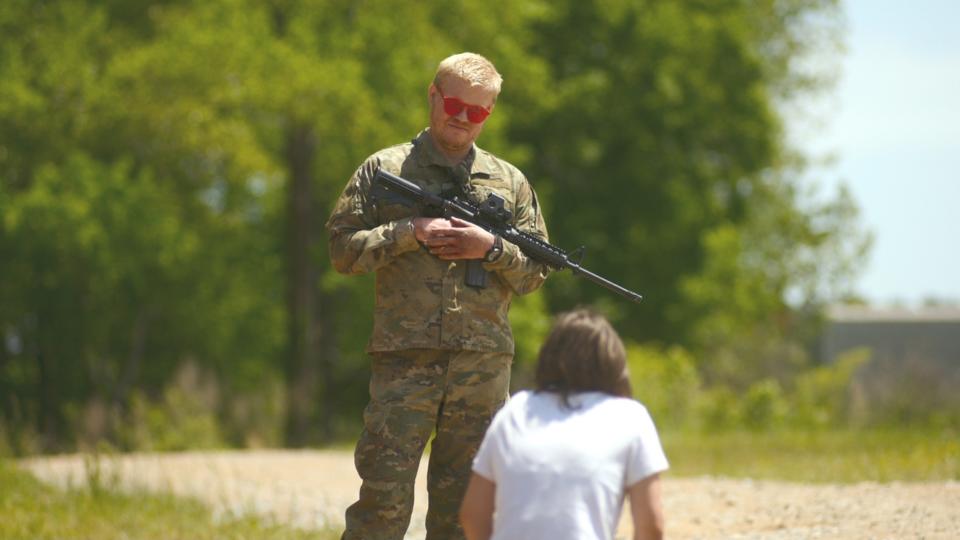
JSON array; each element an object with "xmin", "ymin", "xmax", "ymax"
[{"xmin": 484, "ymin": 235, "xmax": 503, "ymax": 262}]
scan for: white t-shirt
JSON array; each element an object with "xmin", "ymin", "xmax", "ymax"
[{"xmin": 472, "ymin": 390, "xmax": 668, "ymax": 540}]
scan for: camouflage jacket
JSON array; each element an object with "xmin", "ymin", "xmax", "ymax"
[{"xmin": 326, "ymin": 130, "xmax": 551, "ymax": 353}]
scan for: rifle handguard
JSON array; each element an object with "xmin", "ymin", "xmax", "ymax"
[{"xmin": 370, "ymin": 169, "xmax": 643, "ymax": 303}]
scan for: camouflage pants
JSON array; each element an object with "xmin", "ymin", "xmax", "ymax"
[{"xmin": 341, "ymin": 348, "xmax": 511, "ymax": 540}]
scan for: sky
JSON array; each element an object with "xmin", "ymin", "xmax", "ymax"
[{"xmin": 795, "ymin": 0, "xmax": 960, "ymax": 306}]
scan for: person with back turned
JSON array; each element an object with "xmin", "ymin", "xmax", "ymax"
[
  {"xmin": 460, "ymin": 309, "xmax": 669, "ymax": 540},
  {"xmin": 326, "ymin": 52, "xmax": 551, "ymax": 540}
]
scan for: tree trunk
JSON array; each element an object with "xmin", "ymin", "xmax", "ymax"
[
  {"xmin": 108, "ymin": 308, "xmax": 148, "ymax": 444},
  {"xmin": 315, "ymin": 289, "xmax": 338, "ymax": 442},
  {"xmin": 283, "ymin": 122, "xmax": 320, "ymax": 447},
  {"xmin": 114, "ymin": 309, "xmax": 148, "ymax": 404},
  {"xmin": 0, "ymin": 327, "xmax": 11, "ymax": 445},
  {"xmin": 34, "ymin": 313, "xmax": 59, "ymax": 451}
]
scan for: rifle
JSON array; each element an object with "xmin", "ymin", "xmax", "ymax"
[{"xmin": 370, "ymin": 169, "xmax": 643, "ymax": 304}]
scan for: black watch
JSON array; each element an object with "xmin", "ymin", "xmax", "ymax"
[{"xmin": 484, "ymin": 235, "xmax": 503, "ymax": 262}]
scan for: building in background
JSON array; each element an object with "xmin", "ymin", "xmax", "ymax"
[{"xmin": 821, "ymin": 305, "xmax": 960, "ymax": 423}]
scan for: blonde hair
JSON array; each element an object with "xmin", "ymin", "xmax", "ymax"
[{"xmin": 434, "ymin": 52, "xmax": 503, "ymax": 96}]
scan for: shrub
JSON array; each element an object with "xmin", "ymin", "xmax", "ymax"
[
  {"xmin": 741, "ymin": 379, "xmax": 788, "ymax": 431},
  {"xmin": 695, "ymin": 385, "xmax": 740, "ymax": 432},
  {"xmin": 121, "ymin": 362, "xmax": 225, "ymax": 451},
  {"xmin": 627, "ymin": 343, "xmax": 701, "ymax": 428},
  {"xmin": 791, "ymin": 347, "xmax": 870, "ymax": 429}
]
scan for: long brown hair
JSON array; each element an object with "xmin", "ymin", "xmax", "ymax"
[{"xmin": 534, "ymin": 309, "xmax": 632, "ymax": 406}]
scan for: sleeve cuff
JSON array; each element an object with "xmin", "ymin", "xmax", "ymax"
[
  {"xmin": 393, "ymin": 217, "xmax": 421, "ymax": 253},
  {"xmin": 482, "ymin": 239, "xmax": 514, "ymax": 269}
]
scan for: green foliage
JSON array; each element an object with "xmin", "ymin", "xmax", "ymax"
[
  {"xmin": 507, "ymin": 291, "xmax": 553, "ymax": 390},
  {"xmin": 793, "ymin": 347, "xmax": 871, "ymax": 428},
  {"xmin": 676, "ymin": 223, "xmax": 804, "ymax": 385},
  {"xmin": 222, "ymin": 374, "xmax": 287, "ymax": 448},
  {"xmin": 520, "ymin": 0, "xmax": 849, "ymax": 340},
  {"xmin": 81, "ymin": 446, "xmax": 123, "ymax": 498},
  {"xmin": 675, "ymin": 182, "xmax": 871, "ymax": 387},
  {"xmin": 0, "ymin": 458, "xmax": 338, "ymax": 539},
  {"xmin": 122, "ymin": 363, "xmax": 225, "ymax": 452},
  {"xmin": 626, "ymin": 343, "xmax": 701, "ymax": 428},
  {"xmin": 1, "ymin": 150, "xmax": 285, "ymax": 450},
  {"xmin": 626, "ymin": 343, "xmax": 870, "ymax": 433},
  {"xmin": 662, "ymin": 428, "xmax": 960, "ymax": 483},
  {"xmin": 740, "ymin": 378, "xmax": 789, "ymax": 431},
  {"xmin": 0, "ymin": 0, "xmax": 889, "ymax": 451},
  {"xmin": 695, "ymin": 385, "xmax": 741, "ymax": 432}
]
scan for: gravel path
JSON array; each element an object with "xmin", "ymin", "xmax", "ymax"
[{"xmin": 20, "ymin": 450, "xmax": 960, "ymax": 539}]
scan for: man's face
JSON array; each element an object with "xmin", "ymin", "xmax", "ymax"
[{"xmin": 428, "ymin": 76, "xmax": 497, "ymax": 160}]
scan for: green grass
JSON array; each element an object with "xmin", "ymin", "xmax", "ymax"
[
  {"xmin": 662, "ymin": 428, "xmax": 960, "ymax": 483},
  {"xmin": 0, "ymin": 459, "xmax": 339, "ymax": 540}
]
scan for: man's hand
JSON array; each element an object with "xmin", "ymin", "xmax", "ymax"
[{"xmin": 414, "ymin": 216, "xmax": 496, "ymax": 260}]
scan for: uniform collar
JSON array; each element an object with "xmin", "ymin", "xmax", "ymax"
[{"xmin": 414, "ymin": 129, "xmax": 496, "ymax": 178}]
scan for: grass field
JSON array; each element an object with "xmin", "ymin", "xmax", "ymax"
[
  {"xmin": 662, "ymin": 428, "xmax": 960, "ymax": 483},
  {"xmin": 0, "ymin": 459, "xmax": 339, "ymax": 540}
]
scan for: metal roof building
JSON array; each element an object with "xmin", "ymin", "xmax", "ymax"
[{"xmin": 821, "ymin": 305, "xmax": 960, "ymax": 422}]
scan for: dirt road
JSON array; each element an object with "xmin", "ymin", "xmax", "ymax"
[{"xmin": 20, "ymin": 450, "xmax": 960, "ymax": 539}]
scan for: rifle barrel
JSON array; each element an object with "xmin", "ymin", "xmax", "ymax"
[{"xmin": 569, "ymin": 264, "xmax": 644, "ymax": 303}]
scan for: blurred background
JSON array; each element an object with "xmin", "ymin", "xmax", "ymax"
[{"xmin": 1, "ymin": 0, "xmax": 957, "ymax": 457}]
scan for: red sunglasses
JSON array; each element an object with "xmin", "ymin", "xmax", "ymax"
[{"xmin": 436, "ymin": 86, "xmax": 492, "ymax": 124}]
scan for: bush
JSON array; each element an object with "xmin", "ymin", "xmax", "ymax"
[
  {"xmin": 741, "ymin": 379, "xmax": 788, "ymax": 431},
  {"xmin": 792, "ymin": 347, "xmax": 870, "ymax": 429},
  {"xmin": 695, "ymin": 385, "xmax": 740, "ymax": 432},
  {"xmin": 627, "ymin": 344, "xmax": 701, "ymax": 428},
  {"xmin": 507, "ymin": 291, "xmax": 552, "ymax": 392},
  {"xmin": 121, "ymin": 362, "xmax": 225, "ymax": 451}
]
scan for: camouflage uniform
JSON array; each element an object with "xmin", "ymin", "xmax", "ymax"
[{"xmin": 327, "ymin": 129, "xmax": 550, "ymax": 540}]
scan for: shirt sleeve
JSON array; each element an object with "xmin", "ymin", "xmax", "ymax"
[
  {"xmin": 625, "ymin": 405, "xmax": 670, "ymax": 487},
  {"xmin": 482, "ymin": 173, "xmax": 552, "ymax": 296},
  {"xmin": 326, "ymin": 158, "xmax": 421, "ymax": 275},
  {"xmin": 472, "ymin": 399, "xmax": 512, "ymax": 482}
]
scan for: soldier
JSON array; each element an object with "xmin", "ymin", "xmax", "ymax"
[{"xmin": 326, "ymin": 52, "xmax": 551, "ymax": 540}]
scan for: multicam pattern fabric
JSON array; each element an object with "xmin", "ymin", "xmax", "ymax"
[
  {"xmin": 341, "ymin": 349, "xmax": 512, "ymax": 540},
  {"xmin": 326, "ymin": 129, "xmax": 551, "ymax": 354}
]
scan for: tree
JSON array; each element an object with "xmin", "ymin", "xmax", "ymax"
[
  {"xmin": 512, "ymin": 0, "xmax": 864, "ymax": 361},
  {"xmin": 1, "ymin": 0, "xmax": 287, "ymax": 449},
  {"xmin": 1, "ymin": 0, "xmax": 867, "ymax": 451}
]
